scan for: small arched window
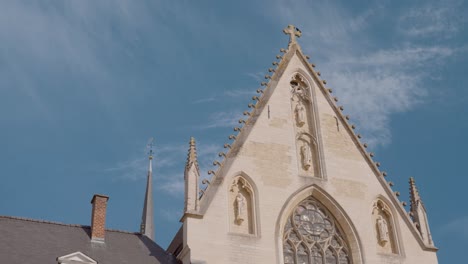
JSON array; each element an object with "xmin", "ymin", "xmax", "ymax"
[{"xmin": 283, "ymin": 197, "xmax": 351, "ymax": 264}]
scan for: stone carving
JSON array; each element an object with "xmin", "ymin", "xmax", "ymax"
[
  {"xmin": 372, "ymin": 199, "xmax": 398, "ymax": 254},
  {"xmin": 290, "ymin": 73, "xmax": 325, "ymax": 179},
  {"xmin": 295, "ymin": 100, "xmax": 306, "ymax": 127},
  {"xmin": 235, "ymin": 193, "xmax": 246, "ymax": 224},
  {"xmin": 229, "ymin": 176, "xmax": 255, "ymax": 234},
  {"xmin": 377, "ymin": 216, "xmax": 389, "ymax": 244},
  {"xmin": 300, "ymin": 142, "xmax": 313, "ymax": 171},
  {"xmin": 283, "ymin": 197, "xmax": 350, "ymax": 264}
]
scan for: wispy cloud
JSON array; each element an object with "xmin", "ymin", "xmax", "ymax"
[
  {"xmin": 157, "ymin": 175, "xmax": 185, "ymax": 196},
  {"xmin": 160, "ymin": 208, "xmax": 183, "ymax": 222},
  {"xmin": 398, "ymin": 2, "xmax": 465, "ymax": 38},
  {"xmin": 192, "ymin": 89, "xmax": 254, "ymax": 105},
  {"xmin": 439, "ymin": 216, "xmax": 468, "ymax": 239},
  {"xmin": 198, "ymin": 111, "xmax": 243, "ymax": 129},
  {"xmin": 269, "ymin": 0, "xmax": 463, "ymax": 148},
  {"xmin": 105, "ymin": 139, "xmax": 221, "ymax": 197}
]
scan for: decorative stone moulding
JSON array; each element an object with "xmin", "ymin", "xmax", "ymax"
[
  {"xmin": 248, "ymin": 103, "xmax": 255, "ymax": 108},
  {"xmin": 328, "ymin": 88, "xmax": 333, "ymax": 93},
  {"xmin": 363, "ymin": 143, "xmax": 368, "ymax": 148},
  {"xmin": 268, "ymin": 68, "xmax": 275, "ymax": 73},
  {"xmin": 311, "ymin": 63, "xmax": 316, "ymax": 67},
  {"xmin": 272, "ymin": 61, "xmax": 279, "ymax": 66},
  {"xmin": 317, "ymin": 71, "xmax": 321, "ymax": 76},
  {"xmin": 256, "ymin": 89, "xmax": 263, "ymax": 94},
  {"xmin": 276, "ymin": 55, "xmax": 283, "ymax": 59},
  {"xmin": 395, "ymin": 192, "xmax": 401, "ymax": 197},
  {"xmin": 207, "ymin": 170, "xmax": 216, "ymax": 175},
  {"xmin": 402, "ymin": 202, "xmax": 407, "ymax": 206},
  {"xmin": 372, "ymin": 199, "xmax": 400, "ymax": 254},
  {"xmin": 375, "ymin": 162, "xmax": 381, "ymax": 167},
  {"xmin": 212, "ymin": 161, "xmax": 221, "ymax": 166},
  {"xmin": 218, "ymin": 152, "xmax": 226, "ymax": 157},
  {"xmin": 229, "ymin": 176, "xmax": 257, "ymax": 235},
  {"xmin": 345, "ymin": 115, "xmax": 350, "ymax": 120},
  {"xmin": 388, "ymin": 182, "xmax": 394, "ymax": 187},
  {"xmin": 322, "ymin": 80, "xmax": 327, "ymax": 84},
  {"xmin": 305, "ymin": 55, "xmax": 310, "ymax": 59},
  {"xmin": 201, "ymin": 179, "xmax": 210, "ymax": 185},
  {"xmin": 357, "ymin": 134, "xmax": 362, "ymax": 139},
  {"xmin": 229, "ymin": 135, "xmax": 237, "ymax": 140},
  {"xmin": 252, "ymin": 96, "xmax": 260, "ymax": 101},
  {"xmin": 382, "ymin": 171, "xmax": 388, "ymax": 177},
  {"xmin": 339, "ymin": 106, "xmax": 344, "ymax": 111},
  {"xmin": 233, "ymin": 127, "xmax": 241, "ymax": 132},
  {"xmin": 333, "ymin": 97, "xmax": 338, "ymax": 102},
  {"xmin": 351, "ymin": 125, "xmax": 356, "ymax": 129},
  {"xmin": 261, "ymin": 82, "xmax": 268, "ymax": 86},
  {"xmin": 223, "ymin": 143, "xmax": 231, "ymax": 149},
  {"xmin": 280, "ymin": 48, "xmax": 287, "ymax": 53},
  {"xmin": 369, "ymin": 152, "xmax": 375, "ymax": 157},
  {"xmin": 264, "ymin": 75, "xmax": 271, "ymax": 79}
]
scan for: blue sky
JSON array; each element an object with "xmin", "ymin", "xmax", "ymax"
[{"xmin": 0, "ymin": 0, "xmax": 466, "ymax": 262}]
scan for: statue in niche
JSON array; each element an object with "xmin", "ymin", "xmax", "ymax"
[
  {"xmin": 235, "ymin": 193, "xmax": 246, "ymax": 224},
  {"xmin": 300, "ymin": 142, "xmax": 313, "ymax": 171},
  {"xmin": 295, "ymin": 100, "xmax": 306, "ymax": 127},
  {"xmin": 377, "ymin": 215, "xmax": 389, "ymax": 244}
]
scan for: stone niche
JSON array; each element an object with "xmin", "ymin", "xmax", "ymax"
[
  {"xmin": 229, "ymin": 176, "xmax": 256, "ymax": 235},
  {"xmin": 372, "ymin": 199, "xmax": 399, "ymax": 255},
  {"xmin": 290, "ymin": 73, "xmax": 322, "ymax": 178}
]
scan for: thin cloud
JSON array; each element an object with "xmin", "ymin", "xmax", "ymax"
[
  {"xmin": 192, "ymin": 88, "xmax": 254, "ymax": 104},
  {"xmin": 398, "ymin": 3, "xmax": 465, "ymax": 38},
  {"xmin": 439, "ymin": 216, "xmax": 468, "ymax": 239},
  {"xmin": 157, "ymin": 176, "xmax": 184, "ymax": 197},
  {"xmin": 269, "ymin": 0, "xmax": 463, "ymax": 148},
  {"xmin": 199, "ymin": 111, "xmax": 243, "ymax": 129},
  {"xmin": 160, "ymin": 208, "xmax": 183, "ymax": 222}
]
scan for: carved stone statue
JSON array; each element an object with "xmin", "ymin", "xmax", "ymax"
[
  {"xmin": 300, "ymin": 143, "xmax": 313, "ymax": 170},
  {"xmin": 295, "ymin": 101, "xmax": 306, "ymax": 127},
  {"xmin": 235, "ymin": 193, "xmax": 246, "ymax": 224},
  {"xmin": 377, "ymin": 216, "xmax": 389, "ymax": 244}
]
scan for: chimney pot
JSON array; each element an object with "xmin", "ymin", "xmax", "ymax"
[{"xmin": 90, "ymin": 194, "xmax": 109, "ymax": 242}]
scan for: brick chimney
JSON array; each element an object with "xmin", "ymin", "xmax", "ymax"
[{"xmin": 90, "ymin": 194, "xmax": 109, "ymax": 242}]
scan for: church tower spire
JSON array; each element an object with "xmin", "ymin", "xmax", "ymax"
[
  {"xmin": 409, "ymin": 177, "xmax": 434, "ymax": 246},
  {"xmin": 140, "ymin": 138, "xmax": 155, "ymax": 241},
  {"xmin": 184, "ymin": 137, "xmax": 200, "ymax": 214}
]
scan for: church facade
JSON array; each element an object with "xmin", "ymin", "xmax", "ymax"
[
  {"xmin": 167, "ymin": 25, "xmax": 439, "ymax": 264},
  {"xmin": 0, "ymin": 25, "xmax": 438, "ymax": 264}
]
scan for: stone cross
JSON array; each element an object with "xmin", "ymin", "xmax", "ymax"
[{"xmin": 283, "ymin": 25, "xmax": 302, "ymax": 45}]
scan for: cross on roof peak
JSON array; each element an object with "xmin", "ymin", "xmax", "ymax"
[{"xmin": 283, "ymin": 25, "xmax": 302, "ymax": 46}]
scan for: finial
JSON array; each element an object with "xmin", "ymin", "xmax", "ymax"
[
  {"xmin": 147, "ymin": 137, "xmax": 155, "ymax": 160},
  {"xmin": 185, "ymin": 136, "xmax": 199, "ymax": 171},
  {"xmin": 283, "ymin": 25, "xmax": 302, "ymax": 46},
  {"xmin": 409, "ymin": 177, "xmax": 422, "ymax": 207}
]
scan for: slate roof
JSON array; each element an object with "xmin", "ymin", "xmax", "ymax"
[{"xmin": 0, "ymin": 216, "xmax": 179, "ymax": 264}]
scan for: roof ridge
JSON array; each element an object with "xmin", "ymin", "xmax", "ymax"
[{"xmin": 0, "ymin": 215, "xmax": 140, "ymax": 235}]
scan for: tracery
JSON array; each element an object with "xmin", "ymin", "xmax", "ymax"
[{"xmin": 283, "ymin": 197, "xmax": 351, "ymax": 264}]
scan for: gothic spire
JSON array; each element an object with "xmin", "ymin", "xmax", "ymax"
[
  {"xmin": 184, "ymin": 137, "xmax": 200, "ymax": 213},
  {"xmin": 185, "ymin": 137, "xmax": 199, "ymax": 173},
  {"xmin": 408, "ymin": 177, "xmax": 434, "ymax": 246},
  {"xmin": 140, "ymin": 138, "xmax": 155, "ymax": 241},
  {"xmin": 409, "ymin": 177, "xmax": 423, "ymax": 213}
]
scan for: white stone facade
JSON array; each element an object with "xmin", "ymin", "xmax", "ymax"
[{"xmin": 175, "ymin": 29, "xmax": 438, "ymax": 264}]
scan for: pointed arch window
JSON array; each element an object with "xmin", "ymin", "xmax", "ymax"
[
  {"xmin": 283, "ymin": 197, "xmax": 351, "ymax": 264},
  {"xmin": 229, "ymin": 175, "xmax": 257, "ymax": 235}
]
